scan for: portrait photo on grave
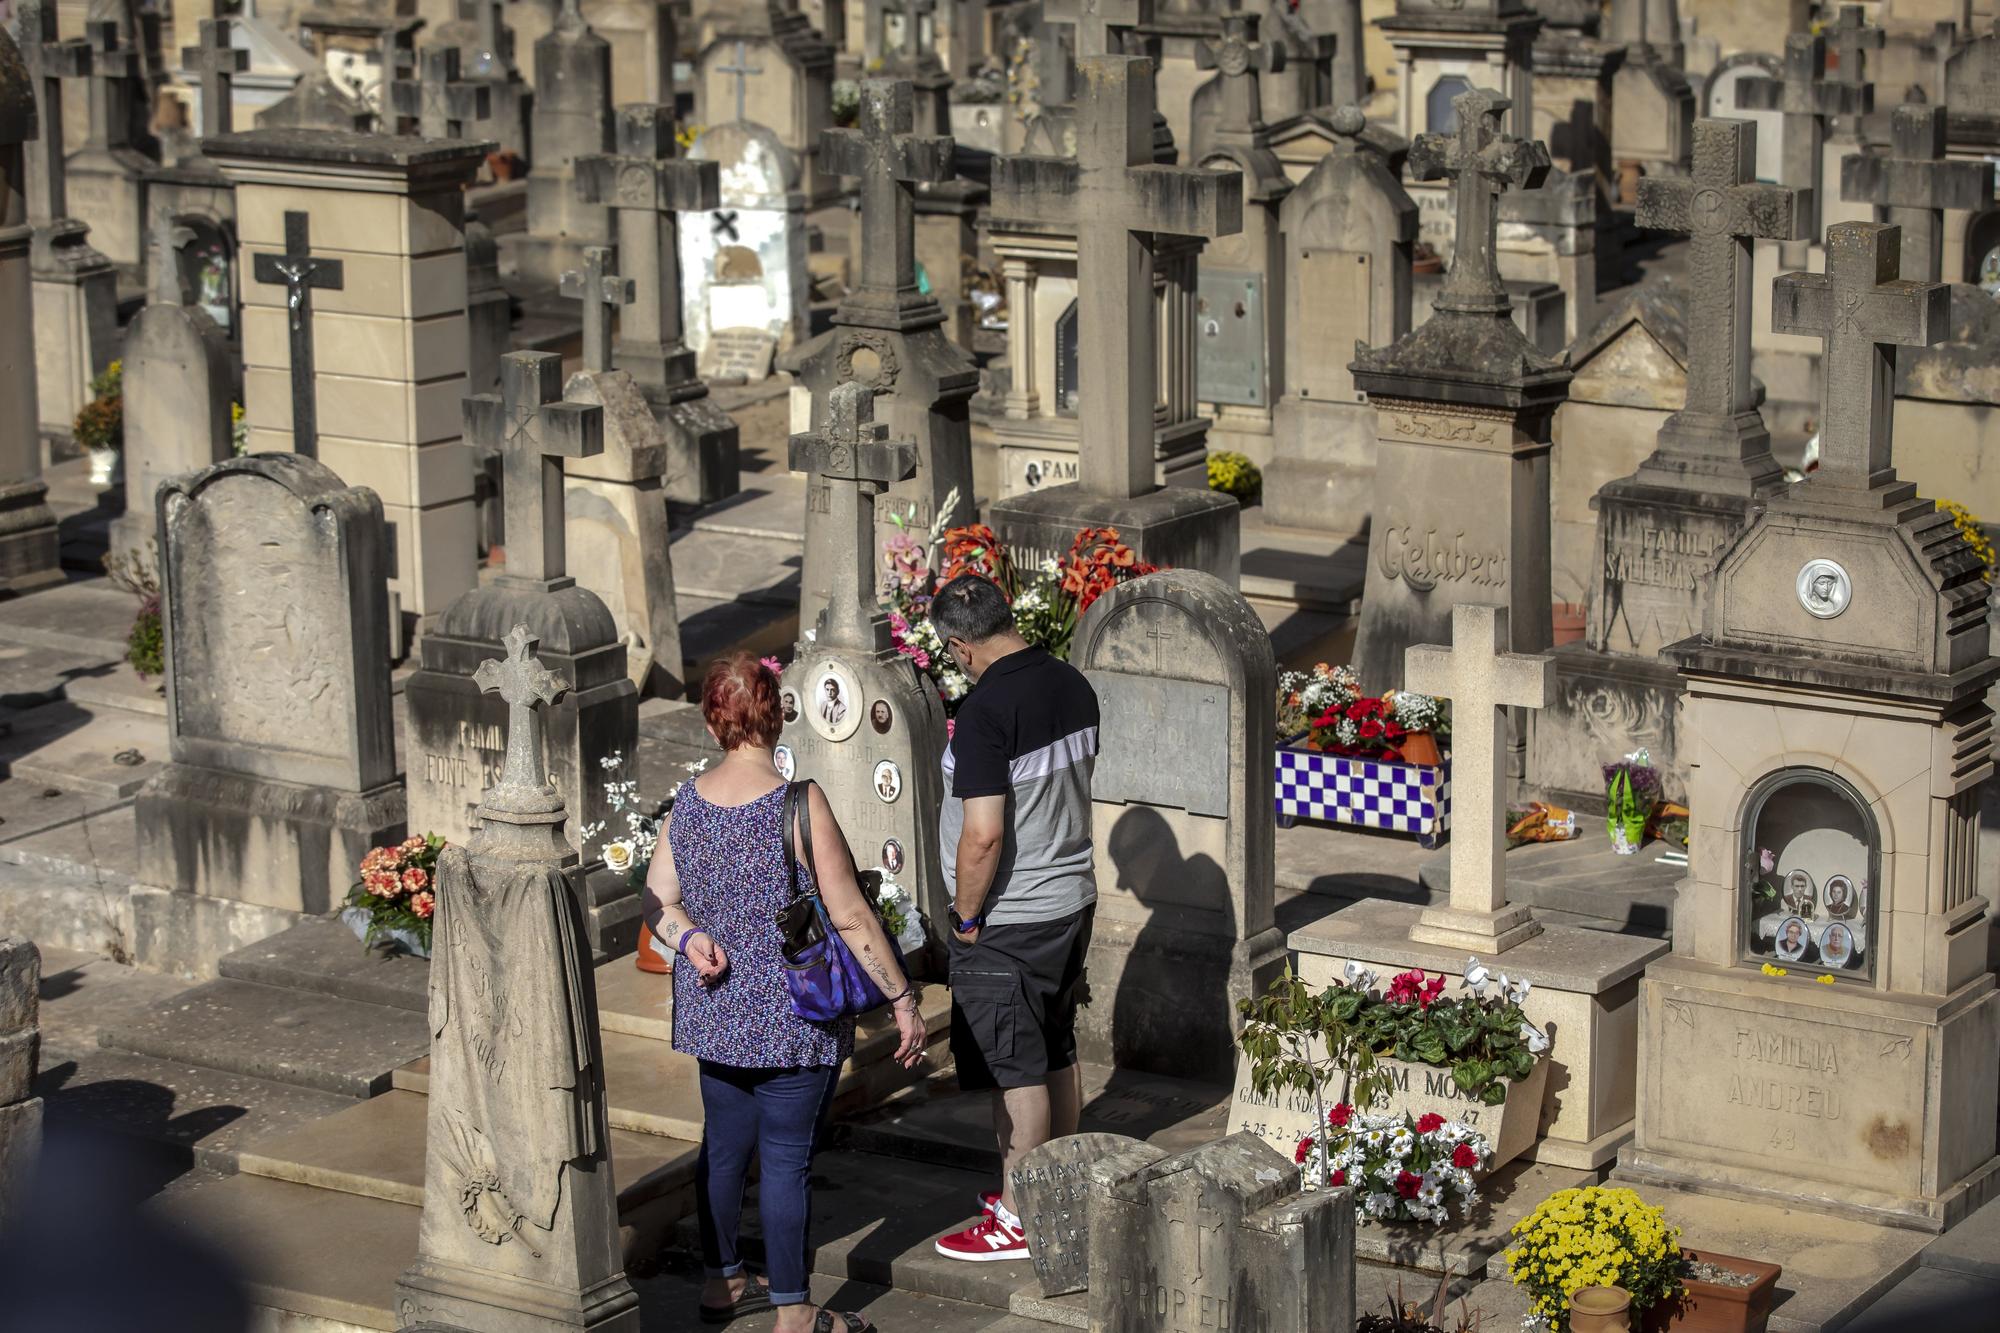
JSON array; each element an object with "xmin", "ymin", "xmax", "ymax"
[
  {"xmin": 881, "ymin": 838, "xmax": 904, "ymax": 876},
  {"xmin": 871, "ymin": 699, "xmax": 893, "ymax": 734},
  {"xmin": 874, "ymin": 759, "xmax": 902, "ymax": 804},
  {"xmin": 775, "ymin": 743, "xmax": 796, "ymax": 781},
  {"xmin": 1781, "ymin": 869, "xmax": 1816, "ymax": 917},
  {"xmin": 1823, "ymin": 874, "xmax": 1859, "ymax": 920},
  {"xmin": 1820, "ymin": 922, "xmax": 1860, "ymax": 970},
  {"xmin": 809, "ymin": 661, "xmax": 863, "ymax": 742},
  {"xmin": 782, "ymin": 688, "xmax": 800, "ymax": 724},
  {"xmin": 1772, "ymin": 915, "xmax": 1816, "ymax": 963}
]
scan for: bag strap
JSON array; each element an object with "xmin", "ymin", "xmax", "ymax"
[
  {"xmin": 781, "ymin": 781, "xmax": 802, "ymax": 896},
  {"xmin": 795, "ymin": 779, "xmax": 823, "ymax": 899}
]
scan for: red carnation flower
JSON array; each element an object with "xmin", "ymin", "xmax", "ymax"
[
  {"xmin": 1415, "ymin": 1113, "xmax": 1445, "ymax": 1134},
  {"xmin": 1358, "ymin": 717, "xmax": 1385, "ymax": 740},
  {"xmin": 1394, "ymin": 1169, "xmax": 1422, "ymax": 1200},
  {"xmin": 1294, "ymin": 1136, "xmax": 1314, "ymax": 1165},
  {"xmin": 1328, "ymin": 1102, "xmax": 1353, "ymax": 1128},
  {"xmin": 1329, "ymin": 1168, "xmax": 1346, "ymax": 1186},
  {"xmin": 1451, "ymin": 1143, "xmax": 1479, "ymax": 1170}
]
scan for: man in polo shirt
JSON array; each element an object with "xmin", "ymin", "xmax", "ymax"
[{"xmin": 927, "ymin": 573, "xmax": 1099, "ymax": 1263}]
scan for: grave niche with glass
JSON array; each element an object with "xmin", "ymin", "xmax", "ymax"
[{"xmin": 1740, "ymin": 770, "xmax": 1876, "ymax": 981}]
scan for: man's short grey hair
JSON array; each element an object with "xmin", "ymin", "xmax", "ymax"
[{"xmin": 929, "ymin": 573, "xmax": 1015, "ymax": 643}]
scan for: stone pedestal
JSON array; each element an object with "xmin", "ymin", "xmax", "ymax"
[
  {"xmin": 208, "ymin": 130, "xmax": 488, "ymax": 627},
  {"xmin": 511, "ymin": 11, "xmax": 613, "ymax": 286},
  {"xmin": 989, "ymin": 483, "xmax": 1243, "ymax": 591},
  {"xmin": 1293, "ymin": 898, "xmax": 1667, "ymax": 1168},
  {"xmin": 29, "ymin": 219, "xmax": 116, "ymax": 458}
]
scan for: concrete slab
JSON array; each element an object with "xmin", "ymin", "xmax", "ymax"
[
  {"xmin": 684, "ymin": 475, "xmax": 809, "ymax": 546},
  {"xmin": 1239, "ymin": 510, "xmax": 1370, "ymax": 612},
  {"xmin": 37, "ymin": 947, "xmax": 187, "ymax": 1054},
  {"xmin": 100, "ymin": 978, "xmax": 430, "ymax": 1098},
  {"xmin": 4, "ymin": 705, "xmax": 167, "ymax": 799},
  {"xmin": 803, "ymin": 1149, "xmax": 1030, "ymax": 1311},
  {"xmin": 669, "ymin": 528, "xmax": 802, "ymax": 604},
  {"xmin": 1842, "ymin": 1262, "xmax": 1999, "ymax": 1332},
  {"xmin": 0, "ymin": 576, "xmax": 146, "ymax": 659},
  {"xmin": 1419, "ymin": 826, "xmax": 1684, "ymax": 937},
  {"xmin": 0, "ymin": 829, "xmax": 139, "ymax": 959},
  {"xmin": 219, "ymin": 919, "xmax": 429, "ymax": 1015},
  {"xmin": 0, "ymin": 641, "xmax": 124, "ymax": 711},
  {"xmin": 1924, "ymin": 1194, "xmax": 2000, "ymax": 1281},
  {"xmin": 1348, "ymin": 1159, "xmax": 1598, "ymax": 1280},
  {"xmin": 638, "ymin": 1273, "xmax": 1053, "ymax": 1333}
]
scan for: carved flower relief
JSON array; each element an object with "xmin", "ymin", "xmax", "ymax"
[
  {"xmin": 1388, "ymin": 412, "xmax": 1496, "ymax": 445},
  {"xmin": 836, "ymin": 332, "xmax": 900, "ymax": 391}
]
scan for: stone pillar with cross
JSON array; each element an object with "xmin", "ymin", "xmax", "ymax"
[
  {"xmin": 180, "ymin": 18, "xmax": 244, "ymax": 142},
  {"xmin": 777, "ymin": 380, "xmax": 950, "ymax": 949},
  {"xmin": 444, "ymin": 0, "xmax": 530, "ymax": 165},
  {"xmin": 1349, "ymin": 88, "xmax": 1571, "ymax": 694},
  {"xmin": 391, "ymin": 46, "xmax": 493, "ymax": 141},
  {"xmin": 514, "ymin": 1, "xmax": 614, "ymax": 285},
  {"xmin": 1841, "ymin": 103, "xmax": 1993, "ymax": 285},
  {"xmin": 1825, "ymin": 3, "xmax": 1883, "ymax": 90},
  {"xmin": 986, "ymin": 55, "xmax": 1246, "ymax": 582},
  {"xmin": 793, "ymin": 79, "xmax": 976, "ymax": 630},
  {"xmin": 697, "ymin": 7, "xmax": 838, "ymax": 207},
  {"xmin": 406, "ymin": 350, "xmax": 640, "ymax": 871},
  {"xmin": 1191, "ymin": 6, "xmax": 1292, "ymax": 461},
  {"xmin": 881, "ymin": 0, "xmax": 954, "ymax": 133},
  {"xmin": 63, "ymin": 18, "xmax": 152, "ymax": 271},
  {"xmin": 209, "ymin": 129, "xmax": 490, "ymax": 637},
  {"xmin": 0, "ymin": 23, "xmax": 60, "ymax": 594}
]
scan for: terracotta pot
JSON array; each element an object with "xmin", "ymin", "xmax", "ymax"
[
  {"xmin": 1643, "ymin": 1249, "xmax": 1783, "ymax": 1333},
  {"xmin": 634, "ymin": 921, "xmax": 674, "ymax": 974},
  {"xmin": 1552, "ymin": 601, "xmax": 1587, "ymax": 646},
  {"xmin": 1571, "ymin": 1285, "xmax": 1633, "ymax": 1333},
  {"xmin": 1398, "ymin": 731, "xmax": 1443, "ymax": 767}
]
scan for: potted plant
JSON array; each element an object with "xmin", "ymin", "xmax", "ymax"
[
  {"xmin": 1273, "ymin": 664, "xmax": 1452, "ymax": 846},
  {"xmin": 1656, "ymin": 1250, "xmax": 1781, "ymax": 1333},
  {"xmin": 74, "ymin": 360, "xmax": 124, "ymax": 487},
  {"xmin": 1207, "ymin": 449, "xmax": 1262, "ymax": 503},
  {"xmin": 343, "ymin": 835, "xmax": 443, "ymax": 957},
  {"xmin": 1504, "ymin": 1187, "xmax": 1684, "ymax": 1331},
  {"xmin": 1296, "ymin": 1102, "xmax": 1492, "ymax": 1226},
  {"xmin": 1604, "ymin": 748, "xmax": 1663, "ymax": 855}
]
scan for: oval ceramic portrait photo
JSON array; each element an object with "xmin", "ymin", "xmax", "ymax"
[
  {"xmin": 807, "ymin": 660, "xmax": 863, "ymax": 743},
  {"xmin": 1821, "ymin": 874, "xmax": 1859, "ymax": 920},
  {"xmin": 881, "ymin": 838, "xmax": 904, "ymax": 876},
  {"xmin": 774, "ymin": 743, "xmax": 796, "ymax": 782},
  {"xmin": 1780, "ymin": 869, "xmax": 1816, "ymax": 918},
  {"xmin": 873, "ymin": 759, "xmax": 902, "ymax": 804},
  {"xmin": 1819, "ymin": 921, "xmax": 1858, "ymax": 970},
  {"xmin": 870, "ymin": 699, "xmax": 893, "ymax": 735},
  {"xmin": 1772, "ymin": 914, "xmax": 1813, "ymax": 963}
]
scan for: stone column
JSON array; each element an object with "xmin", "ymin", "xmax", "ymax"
[
  {"xmin": 1, "ymin": 25, "xmax": 60, "ymax": 593},
  {"xmin": 512, "ymin": 2, "xmax": 613, "ymax": 284},
  {"xmin": 1002, "ymin": 256, "xmax": 1038, "ymax": 418},
  {"xmin": 207, "ymin": 130, "xmax": 487, "ymax": 630}
]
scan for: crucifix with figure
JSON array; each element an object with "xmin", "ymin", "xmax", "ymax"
[
  {"xmin": 1635, "ymin": 117, "xmax": 1805, "ymax": 486},
  {"xmin": 1413, "ymin": 87, "xmax": 1549, "ymax": 319},
  {"xmin": 1773, "ymin": 220, "xmax": 1946, "ymax": 503},
  {"xmin": 1404, "ymin": 603, "xmax": 1554, "ymax": 952},
  {"xmin": 576, "ymin": 103, "xmax": 720, "ymax": 400},
  {"xmin": 464, "ymin": 351, "xmax": 604, "ymax": 588},
  {"xmin": 391, "ymin": 46, "xmax": 492, "ymax": 139},
  {"xmin": 252, "ymin": 211, "xmax": 345, "ymax": 457},
  {"xmin": 180, "ymin": 18, "xmax": 245, "ymax": 141},
  {"xmin": 559, "ymin": 247, "xmax": 634, "ymax": 374},
  {"xmin": 821, "ymin": 79, "xmax": 954, "ymax": 315},
  {"xmin": 1841, "ymin": 104, "xmax": 1993, "ymax": 285},
  {"xmin": 1736, "ymin": 34, "xmax": 1871, "ymax": 247},
  {"xmin": 790, "ymin": 382, "xmax": 916, "ymax": 652},
  {"xmin": 991, "ymin": 55, "xmax": 1241, "ymax": 500},
  {"xmin": 17, "ymin": 0, "xmax": 91, "ymax": 226},
  {"xmin": 473, "ymin": 624, "xmax": 570, "ymax": 814}
]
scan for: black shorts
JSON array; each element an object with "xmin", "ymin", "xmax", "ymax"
[{"xmin": 948, "ymin": 905, "xmax": 1095, "ymax": 1091}]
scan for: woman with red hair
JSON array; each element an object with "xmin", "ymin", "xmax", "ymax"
[{"xmin": 644, "ymin": 652, "xmax": 924, "ymax": 1331}]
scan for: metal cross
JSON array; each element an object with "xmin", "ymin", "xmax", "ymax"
[
  {"xmin": 1404, "ymin": 604, "xmax": 1553, "ymax": 921},
  {"xmin": 990, "ymin": 56, "xmax": 1241, "ymax": 500},
  {"xmin": 1411, "ymin": 88, "xmax": 1550, "ymax": 319},
  {"xmin": 1195, "ymin": 7, "xmax": 1284, "ymax": 139},
  {"xmin": 16, "ymin": 0, "xmax": 91, "ymax": 225},
  {"xmin": 391, "ymin": 46, "xmax": 491, "ymax": 139},
  {"xmin": 820, "ymin": 79, "xmax": 954, "ymax": 304},
  {"xmin": 789, "ymin": 381, "xmax": 917, "ymax": 652},
  {"xmin": 1772, "ymin": 221, "xmax": 1947, "ymax": 499},
  {"xmin": 473, "ymin": 624, "xmax": 570, "ymax": 803},
  {"xmin": 559, "ymin": 247, "xmax": 636, "ymax": 374},
  {"xmin": 717, "ymin": 39, "xmax": 764, "ymax": 125},
  {"xmin": 1825, "ymin": 4, "xmax": 1883, "ymax": 89},
  {"xmin": 1840, "ymin": 104, "xmax": 1994, "ymax": 283},
  {"xmin": 251, "ymin": 211, "xmax": 346, "ymax": 458},
  {"xmin": 1044, "ymin": 0, "xmax": 1150, "ymax": 60},
  {"xmin": 1736, "ymin": 33, "xmax": 1871, "ymax": 242},
  {"xmin": 463, "ymin": 351, "xmax": 604, "ymax": 588},
  {"xmin": 180, "ymin": 18, "xmax": 245, "ymax": 141}
]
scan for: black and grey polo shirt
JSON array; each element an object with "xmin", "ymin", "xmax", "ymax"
[{"xmin": 939, "ymin": 647, "xmax": 1099, "ymax": 926}]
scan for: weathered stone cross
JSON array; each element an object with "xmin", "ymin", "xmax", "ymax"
[
  {"xmin": 1403, "ymin": 603, "xmax": 1553, "ymax": 952},
  {"xmin": 1772, "ymin": 220, "xmax": 1947, "ymax": 500},
  {"xmin": 1736, "ymin": 33, "xmax": 1871, "ymax": 243},
  {"xmin": 464, "ymin": 351, "xmax": 604, "ymax": 587},
  {"xmin": 789, "ymin": 381, "xmax": 916, "ymax": 652},
  {"xmin": 148, "ymin": 210, "xmax": 195, "ymax": 306},
  {"xmin": 473, "ymin": 624, "xmax": 570, "ymax": 808},
  {"xmin": 391, "ymin": 46, "xmax": 491, "ymax": 139},
  {"xmin": 81, "ymin": 20, "xmax": 138, "ymax": 152},
  {"xmin": 1841, "ymin": 104, "xmax": 1994, "ymax": 284},
  {"xmin": 16, "ymin": 0, "xmax": 91, "ymax": 225},
  {"xmin": 1413, "ymin": 88, "xmax": 1550, "ymax": 319},
  {"xmin": 180, "ymin": 18, "xmax": 245, "ymax": 141},
  {"xmin": 1161, "ymin": 1187, "xmax": 1226, "ymax": 1285},
  {"xmin": 252, "ymin": 211, "xmax": 345, "ymax": 457},
  {"xmin": 991, "ymin": 55, "xmax": 1242, "ymax": 499},
  {"xmin": 1825, "ymin": 4, "xmax": 1882, "ymax": 89},
  {"xmin": 1196, "ymin": 7, "xmax": 1283, "ymax": 137},
  {"xmin": 717, "ymin": 39, "xmax": 764, "ymax": 125},
  {"xmin": 1637, "ymin": 118, "xmax": 1805, "ymax": 453},
  {"xmin": 575, "ymin": 103, "xmax": 720, "ymax": 398},
  {"xmin": 559, "ymin": 246, "xmax": 635, "ymax": 374},
  {"xmin": 1045, "ymin": 0, "xmax": 1150, "ymax": 59},
  {"xmin": 821, "ymin": 79, "xmax": 954, "ymax": 309},
  {"xmin": 895, "ymin": 0, "xmax": 937, "ymax": 63}
]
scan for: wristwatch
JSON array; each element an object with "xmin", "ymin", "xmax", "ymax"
[{"xmin": 949, "ymin": 907, "xmax": 983, "ymax": 934}]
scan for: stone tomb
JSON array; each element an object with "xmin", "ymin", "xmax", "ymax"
[
  {"xmin": 1070, "ymin": 569, "xmax": 1283, "ymax": 1083},
  {"xmin": 1011, "ymin": 1132, "xmax": 1167, "ymax": 1300},
  {"xmin": 680, "ymin": 120, "xmax": 810, "ymax": 376},
  {"xmin": 61, "ymin": 20, "xmax": 153, "ymax": 274},
  {"xmin": 510, "ymin": 4, "xmax": 615, "ymax": 286},
  {"xmin": 1624, "ymin": 222, "xmax": 2000, "ymax": 1232},
  {"xmin": 694, "ymin": 4, "xmax": 838, "ymax": 208},
  {"xmin": 135, "ymin": 455, "xmax": 405, "ymax": 976},
  {"xmin": 1089, "ymin": 1133, "xmax": 1353, "ymax": 1333}
]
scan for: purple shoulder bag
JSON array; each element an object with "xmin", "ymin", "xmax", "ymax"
[{"xmin": 774, "ymin": 781, "xmax": 903, "ymax": 1022}]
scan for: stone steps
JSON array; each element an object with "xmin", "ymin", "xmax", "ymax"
[
  {"xmin": 98, "ymin": 977, "xmax": 431, "ymax": 1099},
  {"xmin": 217, "ymin": 918, "xmax": 430, "ymax": 1015}
]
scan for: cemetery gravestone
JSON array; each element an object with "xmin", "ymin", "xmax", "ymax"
[
  {"xmin": 0, "ymin": 23, "xmax": 61, "ymax": 596},
  {"xmin": 1842, "ymin": 102, "xmax": 1994, "ymax": 285},
  {"xmin": 1089, "ymin": 1133, "xmax": 1354, "ymax": 1333},
  {"xmin": 680, "ymin": 120, "xmax": 810, "ymax": 374},
  {"xmin": 695, "ymin": 7, "xmax": 838, "ymax": 207},
  {"xmin": 62, "ymin": 19, "xmax": 151, "ymax": 272},
  {"xmin": 1012, "ymin": 1133, "xmax": 1168, "ymax": 1299},
  {"xmin": 443, "ymin": 0, "xmax": 532, "ymax": 166},
  {"xmin": 1070, "ymin": 569, "xmax": 1283, "ymax": 1083},
  {"xmin": 512, "ymin": 1, "xmax": 614, "ymax": 286},
  {"xmin": 135, "ymin": 454, "xmax": 405, "ymax": 975}
]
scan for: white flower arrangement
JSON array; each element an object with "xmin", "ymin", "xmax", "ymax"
[{"xmin": 1298, "ymin": 1105, "xmax": 1492, "ymax": 1227}]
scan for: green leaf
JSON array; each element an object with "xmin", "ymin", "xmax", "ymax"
[
  {"xmin": 1508, "ymin": 1049, "xmax": 1536, "ymax": 1080},
  {"xmin": 1452, "ymin": 1059, "xmax": 1493, "ymax": 1096},
  {"xmin": 1480, "ymin": 1081, "xmax": 1509, "ymax": 1106},
  {"xmin": 1328, "ymin": 989, "xmax": 1363, "ymax": 1023},
  {"xmin": 1413, "ymin": 1031, "xmax": 1448, "ymax": 1065}
]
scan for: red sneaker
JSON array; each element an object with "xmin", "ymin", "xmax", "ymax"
[
  {"xmin": 934, "ymin": 1214, "xmax": 1029, "ymax": 1262},
  {"xmin": 979, "ymin": 1190, "xmax": 1001, "ymax": 1217}
]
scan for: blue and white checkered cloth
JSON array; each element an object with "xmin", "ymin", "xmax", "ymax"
[{"xmin": 1275, "ymin": 750, "xmax": 1450, "ymax": 847}]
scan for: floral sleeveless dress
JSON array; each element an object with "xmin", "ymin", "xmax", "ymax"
[{"xmin": 667, "ymin": 781, "xmax": 854, "ymax": 1069}]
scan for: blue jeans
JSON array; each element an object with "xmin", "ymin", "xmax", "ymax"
[{"xmin": 696, "ymin": 1060, "xmax": 839, "ymax": 1307}]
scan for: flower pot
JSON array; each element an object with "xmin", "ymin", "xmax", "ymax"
[
  {"xmin": 634, "ymin": 921, "xmax": 675, "ymax": 974},
  {"xmin": 1365, "ymin": 1052, "xmax": 1550, "ymax": 1170},
  {"xmin": 88, "ymin": 447, "xmax": 122, "ymax": 488},
  {"xmin": 1397, "ymin": 731, "xmax": 1443, "ymax": 768},
  {"xmin": 1644, "ymin": 1250, "xmax": 1782, "ymax": 1333},
  {"xmin": 1552, "ymin": 601, "xmax": 1587, "ymax": 646},
  {"xmin": 1571, "ymin": 1285, "xmax": 1633, "ymax": 1332},
  {"xmin": 339, "ymin": 905, "xmax": 430, "ymax": 959},
  {"xmin": 1274, "ymin": 743, "xmax": 1450, "ymax": 847}
]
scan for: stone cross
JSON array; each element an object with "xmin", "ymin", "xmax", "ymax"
[
  {"xmin": 990, "ymin": 56, "xmax": 1242, "ymax": 499},
  {"xmin": 821, "ymin": 79, "xmax": 954, "ymax": 306},
  {"xmin": 180, "ymin": 18, "xmax": 245, "ymax": 141},
  {"xmin": 1772, "ymin": 220, "xmax": 1947, "ymax": 499},
  {"xmin": 81, "ymin": 20, "xmax": 137, "ymax": 152},
  {"xmin": 788, "ymin": 381, "xmax": 916, "ymax": 652},
  {"xmin": 1840, "ymin": 104, "xmax": 1994, "ymax": 284},
  {"xmin": 1637, "ymin": 119, "xmax": 1805, "ymax": 431},
  {"xmin": 16, "ymin": 0, "xmax": 90, "ymax": 225},
  {"xmin": 1160, "ymin": 1186, "xmax": 1226, "ymax": 1285},
  {"xmin": 1825, "ymin": 4, "xmax": 1883, "ymax": 89},
  {"xmin": 472, "ymin": 624, "xmax": 570, "ymax": 811},
  {"xmin": 575, "ymin": 103, "xmax": 720, "ymax": 397},
  {"xmin": 392, "ymin": 46, "xmax": 491, "ymax": 139},
  {"xmin": 1736, "ymin": 34, "xmax": 1871, "ymax": 242},
  {"xmin": 897, "ymin": 0, "xmax": 937, "ymax": 62},
  {"xmin": 464, "ymin": 351, "xmax": 604, "ymax": 587},
  {"xmin": 148, "ymin": 211, "xmax": 194, "ymax": 306},
  {"xmin": 717, "ymin": 39, "xmax": 764, "ymax": 125},
  {"xmin": 1404, "ymin": 603, "xmax": 1553, "ymax": 950},
  {"xmin": 559, "ymin": 246, "xmax": 635, "ymax": 374},
  {"xmin": 251, "ymin": 211, "xmax": 346, "ymax": 458},
  {"xmin": 1413, "ymin": 88, "xmax": 1550, "ymax": 318},
  {"xmin": 1196, "ymin": 8, "xmax": 1284, "ymax": 136},
  {"xmin": 1046, "ymin": 0, "xmax": 1150, "ymax": 59}
]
